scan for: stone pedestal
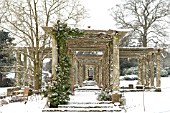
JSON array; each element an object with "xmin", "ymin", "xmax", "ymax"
[
  {"xmin": 155, "ymin": 87, "xmax": 161, "ymax": 92},
  {"xmin": 112, "ymin": 92, "xmax": 121, "ymax": 103},
  {"xmin": 136, "ymin": 85, "xmax": 144, "ymax": 89},
  {"xmin": 128, "ymin": 84, "xmax": 133, "ymax": 89}
]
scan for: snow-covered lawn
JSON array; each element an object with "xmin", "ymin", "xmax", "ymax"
[
  {"xmin": 124, "ymin": 92, "xmax": 170, "ymax": 113},
  {"xmin": 0, "ymin": 96, "xmax": 47, "ymax": 113},
  {"xmin": 0, "ymin": 77, "xmax": 170, "ymax": 113},
  {"xmin": 122, "ymin": 77, "xmax": 170, "ymax": 113}
]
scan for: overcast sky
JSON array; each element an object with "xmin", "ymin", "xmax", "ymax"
[{"xmin": 79, "ymin": 0, "xmax": 120, "ymax": 30}]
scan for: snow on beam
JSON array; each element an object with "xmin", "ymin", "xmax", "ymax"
[{"xmin": 41, "ymin": 26, "xmax": 55, "ymax": 34}]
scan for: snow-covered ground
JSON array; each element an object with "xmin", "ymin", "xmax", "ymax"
[
  {"xmin": 124, "ymin": 77, "xmax": 170, "ymax": 113},
  {"xmin": 1, "ymin": 77, "xmax": 170, "ymax": 113},
  {"xmin": 0, "ymin": 96, "xmax": 47, "ymax": 113}
]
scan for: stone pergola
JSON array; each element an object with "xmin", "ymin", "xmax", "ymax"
[
  {"xmin": 14, "ymin": 28, "xmax": 162, "ymax": 91},
  {"xmin": 120, "ymin": 47, "xmax": 162, "ymax": 88},
  {"xmin": 41, "ymin": 27, "xmax": 163, "ymax": 91}
]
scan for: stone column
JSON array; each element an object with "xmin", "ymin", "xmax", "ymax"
[
  {"xmin": 96, "ymin": 65, "xmax": 99, "ymax": 85},
  {"xmin": 145, "ymin": 55, "xmax": 149, "ymax": 86},
  {"xmin": 112, "ymin": 35, "xmax": 120, "ymax": 91},
  {"xmin": 140, "ymin": 57, "xmax": 144, "ymax": 85},
  {"xmin": 23, "ymin": 51, "xmax": 27, "ymax": 86},
  {"xmin": 51, "ymin": 34, "xmax": 58, "ymax": 81},
  {"xmin": 106, "ymin": 47, "xmax": 110, "ymax": 89},
  {"xmin": 77, "ymin": 62, "xmax": 80, "ymax": 85},
  {"xmin": 79, "ymin": 64, "xmax": 83, "ymax": 86},
  {"xmin": 150, "ymin": 53, "xmax": 155, "ymax": 87},
  {"xmin": 28, "ymin": 57, "xmax": 33, "ymax": 87},
  {"xmin": 83, "ymin": 65, "xmax": 86, "ymax": 81},
  {"xmin": 94, "ymin": 66, "xmax": 97, "ymax": 81},
  {"xmin": 156, "ymin": 50, "xmax": 161, "ymax": 88},
  {"xmin": 109, "ymin": 42, "xmax": 113, "ymax": 89},
  {"xmin": 85, "ymin": 65, "xmax": 89, "ymax": 80},
  {"xmin": 102, "ymin": 59, "xmax": 106, "ymax": 89},
  {"xmin": 142, "ymin": 56, "xmax": 146, "ymax": 85},
  {"xmin": 137, "ymin": 58, "xmax": 142, "ymax": 85},
  {"xmin": 103, "ymin": 51, "xmax": 108, "ymax": 89},
  {"xmin": 75, "ymin": 59, "xmax": 78, "ymax": 85},
  {"xmin": 98, "ymin": 61, "xmax": 103, "ymax": 87},
  {"xmin": 69, "ymin": 52, "xmax": 75, "ymax": 94}
]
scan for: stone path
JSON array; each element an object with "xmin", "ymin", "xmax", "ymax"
[{"xmin": 43, "ymin": 81, "xmax": 124, "ymax": 112}]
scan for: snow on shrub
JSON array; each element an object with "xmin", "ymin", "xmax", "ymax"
[
  {"xmin": 97, "ymin": 90, "xmax": 112, "ymax": 101},
  {"xmin": 124, "ymin": 75, "xmax": 138, "ymax": 80},
  {"xmin": 123, "ymin": 67, "xmax": 138, "ymax": 76},
  {"xmin": 160, "ymin": 69, "xmax": 168, "ymax": 77},
  {"xmin": 164, "ymin": 67, "xmax": 170, "ymax": 75}
]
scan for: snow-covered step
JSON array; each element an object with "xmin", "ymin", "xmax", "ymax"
[
  {"xmin": 119, "ymin": 88, "xmax": 144, "ymax": 92},
  {"xmin": 75, "ymin": 88, "xmax": 101, "ymax": 92},
  {"xmin": 68, "ymin": 101, "xmax": 112, "ymax": 104},
  {"xmin": 75, "ymin": 89, "xmax": 101, "ymax": 92},
  {"xmin": 42, "ymin": 107, "xmax": 122, "ymax": 112},
  {"xmin": 58, "ymin": 104, "xmax": 115, "ymax": 108}
]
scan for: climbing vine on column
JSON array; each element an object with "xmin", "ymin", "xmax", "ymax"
[{"xmin": 48, "ymin": 21, "xmax": 83, "ymax": 108}]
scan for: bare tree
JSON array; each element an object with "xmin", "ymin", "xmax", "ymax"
[
  {"xmin": 0, "ymin": 0, "xmax": 87, "ymax": 90},
  {"xmin": 110, "ymin": 0, "xmax": 170, "ymax": 47}
]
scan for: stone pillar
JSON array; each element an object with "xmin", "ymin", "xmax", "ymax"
[
  {"xmin": 145, "ymin": 55, "xmax": 149, "ymax": 86},
  {"xmin": 109, "ymin": 42, "xmax": 113, "ymax": 89},
  {"xmin": 102, "ymin": 59, "xmax": 106, "ymax": 89},
  {"xmin": 142, "ymin": 56, "xmax": 146, "ymax": 85},
  {"xmin": 79, "ymin": 64, "xmax": 83, "ymax": 86},
  {"xmin": 23, "ymin": 52, "xmax": 27, "ymax": 86},
  {"xmin": 83, "ymin": 65, "xmax": 86, "ymax": 81},
  {"xmin": 42, "ymin": 28, "xmax": 58, "ymax": 83},
  {"xmin": 93, "ymin": 66, "xmax": 96, "ymax": 81},
  {"xmin": 69, "ymin": 52, "xmax": 75, "ymax": 94},
  {"xmin": 51, "ymin": 34, "xmax": 58, "ymax": 81},
  {"xmin": 85, "ymin": 65, "xmax": 89, "ymax": 80},
  {"xmin": 140, "ymin": 57, "xmax": 144, "ymax": 85},
  {"xmin": 137, "ymin": 58, "xmax": 142, "ymax": 85},
  {"xmin": 98, "ymin": 61, "xmax": 103, "ymax": 87},
  {"xmin": 103, "ymin": 51, "xmax": 108, "ymax": 89},
  {"xmin": 77, "ymin": 62, "xmax": 80, "ymax": 85},
  {"xmin": 106, "ymin": 47, "xmax": 110, "ymax": 89},
  {"xmin": 112, "ymin": 35, "xmax": 120, "ymax": 91},
  {"xmin": 156, "ymin": 50, "xmax": 161, "ymax": 88},
  {"xmin": 75, "ymin": 59, "xmax": 78, "ymax": 85},
  {"xmin": 96, "ymin": 65, "xmax": 99, "ymax": 85},
  {"xmin": 150, "ymin": 53, "xmax": 155, "ymax": 87},
  {"xmin": 28, "ymin": 57, "xmax": 33, "ymax": 87}
]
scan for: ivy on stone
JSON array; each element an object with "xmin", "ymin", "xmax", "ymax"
[{"xmin": 48, "ymin": 21, "xmax": 83, "ymax": 108}]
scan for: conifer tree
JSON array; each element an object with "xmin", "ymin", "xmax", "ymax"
[{"xmin": 0, "ymin": 31, "xmax": 15, "ymax": 87}]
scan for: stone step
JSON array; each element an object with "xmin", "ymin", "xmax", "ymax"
[
  {"xmin": 68, "ymin": 101, "xmax": 112, "ymax": 104},
  {"xmin": 119, "ymin": 88, "xmax": 144, "ymax": 92},
  {"xmin": 75, "ymin": 89, "xmax": 101, "ymax": 93},
  {"xmin": 58, "ymin": 104, "xmax": 116, "ymax": 108},
  {"xmin": 77, "ymin": 87, "xmax": 101, "ymax": 89},
  {"xmin": 75, "ymin": 90, "xmax": 101, "ymax": 92},
  {"xmin": 42, "ymin": 107, "xmax": 122, "ymax": 112}
]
